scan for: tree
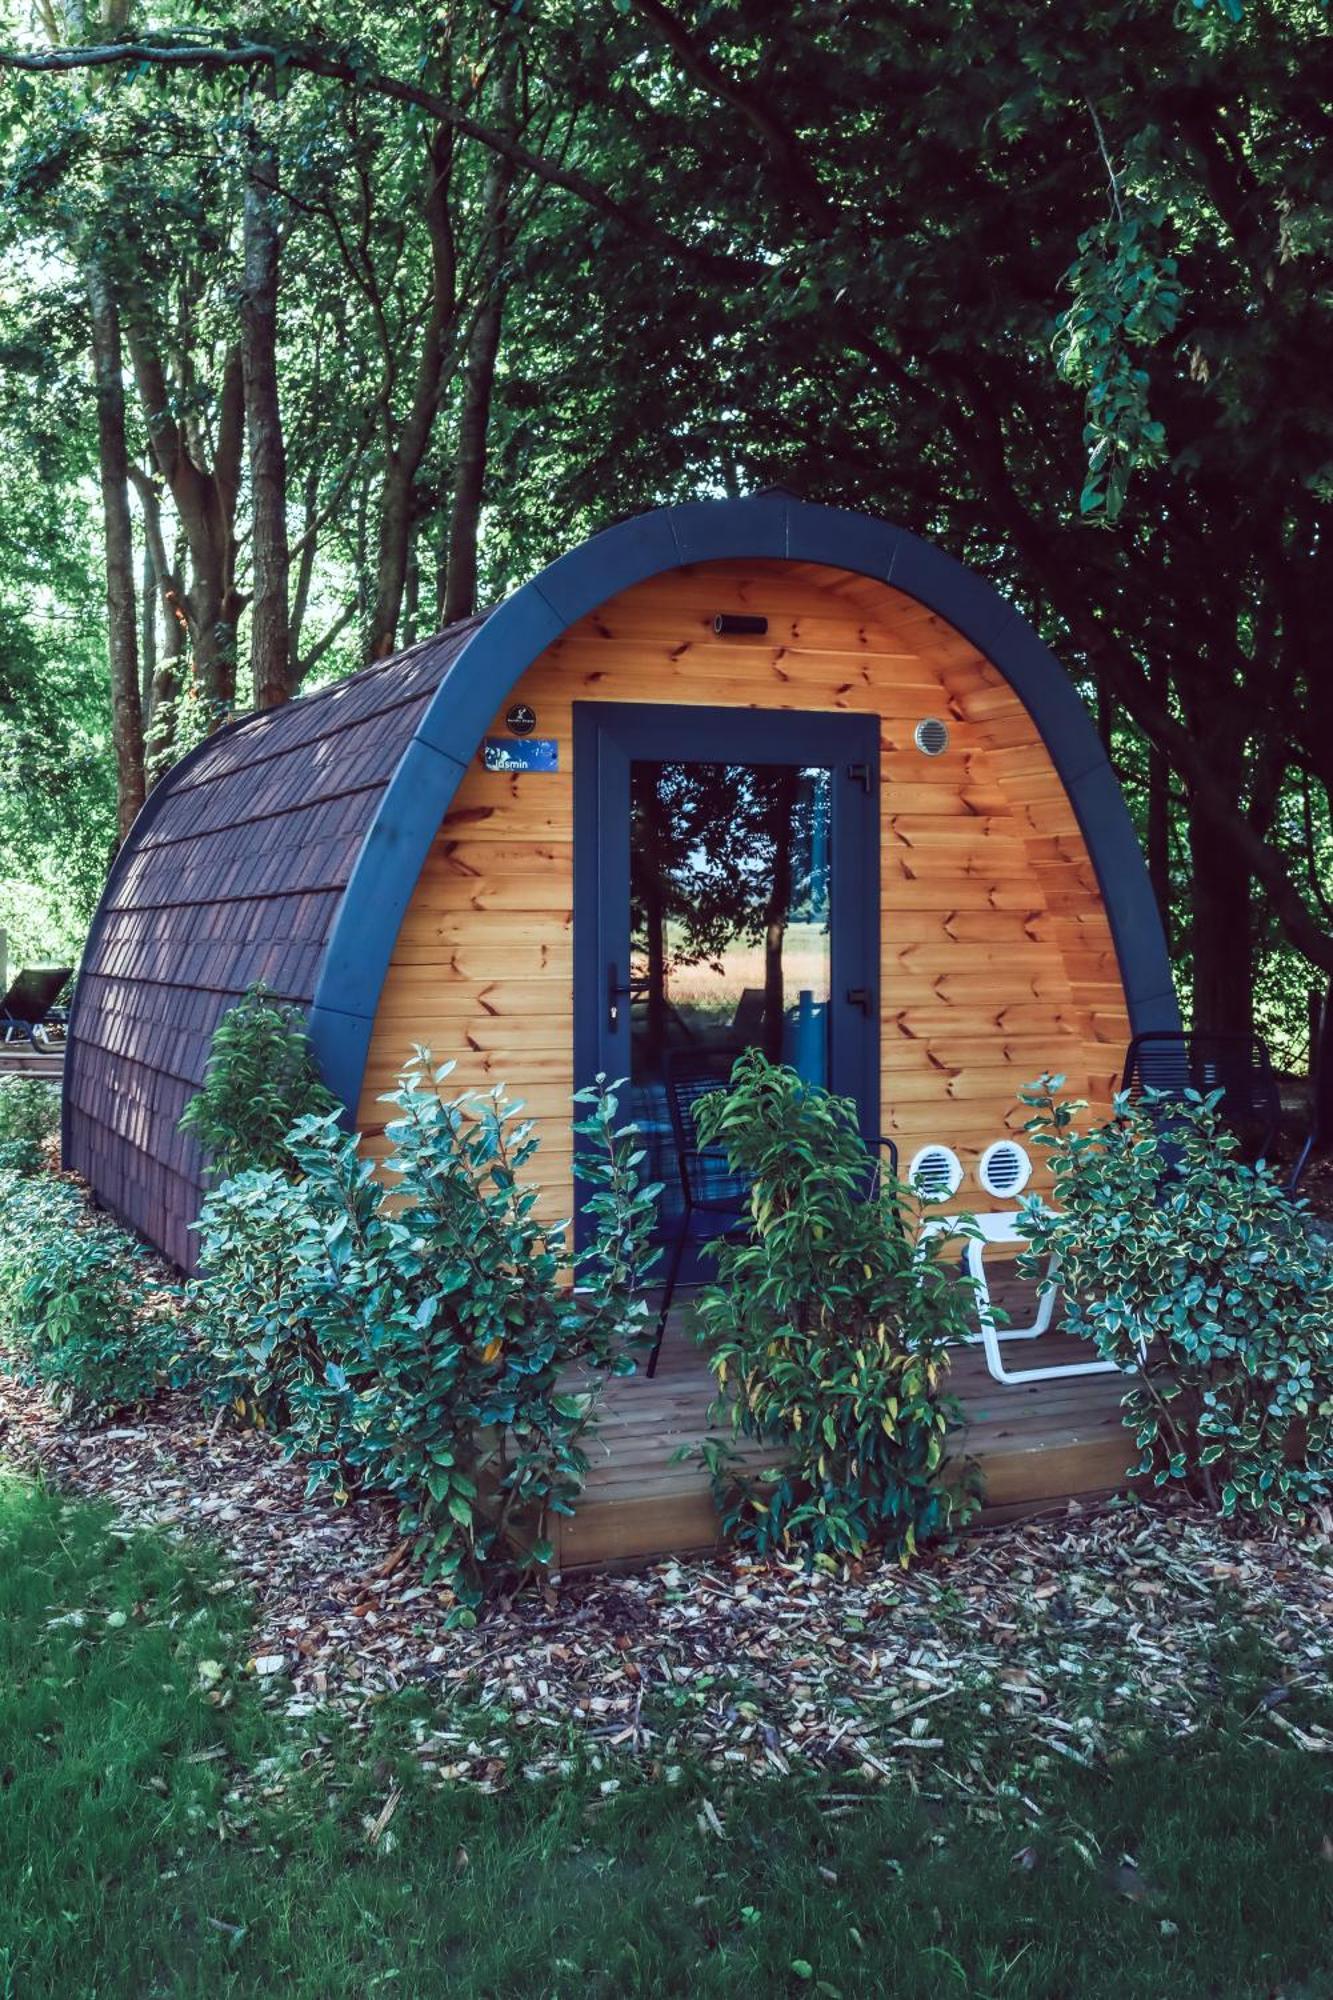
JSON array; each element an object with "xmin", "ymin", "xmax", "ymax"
[
  {"xmin": 85, "ymin": 254, "xmax": 144, "ymax": 836},
  {"xmin": 1, "ymin": 0, "xmax": 1331, "ymax": 1044},
  {"xmin": 240, "ymin": 114, "xmax": 291, "ymax": 711}
]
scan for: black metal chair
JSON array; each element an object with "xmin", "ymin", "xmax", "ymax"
[
  {"xmin": 646, "ymin": 1044, "xmax": 900, "ymax": 1377},
  {"xmin": 0, "ymin": 966, "xmax": 72, "ymax": 1048},
  {"xmin": 647, "ymin": 1046, "xmax": 752, "ymax": 1377},
  {"xmin": 1290, "ymin": 980, "xmax": 1333, "ymax": 1194},
  {"xmin": 1119, "ymin": 1030, "xmax": 1281, "ymax": 1163}
]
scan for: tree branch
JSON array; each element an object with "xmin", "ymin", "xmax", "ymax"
[
  {"xmin": 294, "ymin": 597, "xmax": 359, "ymax": 687},
  {"xmin": 126, "ymin": 462, "xmax": 189, "ymax": 634},
  {"xmin": 0, "ymin": 32, "xmax": 755, "ymax": 283},
  {"xmin": 632, "ymin": 0, "xmax": 839, "ymax": 235},
  {"xmin": 909, "ymin": 347, "xmax": 1333, "ymax": 970}
]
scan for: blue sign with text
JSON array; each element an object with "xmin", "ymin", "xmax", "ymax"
[{"xmin": 482, "ymin": 737, "xmax": 559, "ymax": 773}]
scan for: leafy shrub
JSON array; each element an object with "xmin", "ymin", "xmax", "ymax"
[
  {"xmin": 23, "ymin": 1232, "xmax": 184, "ymax": 1417},
  {"xmin": 1018, "ymin": 1078, "xmax": 1333, "ymax": 1520},
  {"xmin": 0, "ymin": 1170, "xmax": 83, "ymax": 1326},
  {"xmin": 691, "ymin": 1050, "xmax": 978, "ymax": 1563},
  {"xmin": 193, "ymin": 1054, "xmax": 660, "ymax": 1616},
  {"xmin": 0, "ymin": 1074, "xmax": 59, "ymax": 1174},
  {"xmin": 179, "ymin": 983, "xmax": 336, "ymax": 1181},
  {"xmin": 0, "ymin": 1171, "xmax": 185, "ymax": 1417}
]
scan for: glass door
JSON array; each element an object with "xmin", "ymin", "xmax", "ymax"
[{"xmin": 574, "ymin": 704, "xmax": 879, "ymax": 1239}]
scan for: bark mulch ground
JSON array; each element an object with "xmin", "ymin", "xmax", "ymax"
[{"xmin": 3, "ymin": 1366, "xmax": 1331, "ymax": 1799}]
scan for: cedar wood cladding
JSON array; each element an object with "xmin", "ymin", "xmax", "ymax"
[
  {"xmin": 65, "ymin": 497, "xmax": 1177, "ymax": 1273},
  {"xmin": 64, "ymin": 618, "xmax": 486, "ymax": 1268}
]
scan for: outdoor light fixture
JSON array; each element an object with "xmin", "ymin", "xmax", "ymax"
[{"xmin": 713, "ymin": 613, "xmax": 769, "ymax": 636}]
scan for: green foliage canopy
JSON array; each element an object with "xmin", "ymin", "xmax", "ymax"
[{"xmin": 0, "ymin": 0, "xmax": 1331, "ymax": 1044}]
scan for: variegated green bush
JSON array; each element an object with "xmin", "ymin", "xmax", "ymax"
[
  {"xmin": 1018, "ymin": 1079, "xmax": 1333, "ymax": 1520},
  {"xmin": 691, "ymin": 1049, "xmax": 978, "ymax": 1565},
  {"xmin": 0, "ymin": 1074, "xmax": 59, "ymax": 1174},
  {"xmin": 193, "ymin": 1054, "xmax": 659, "ymax": 1618},
  {"xmin": 0, "ymin": 1168, "xmax": 185, "ymax": 1416},
  {"xmin": 178, "ymin": 983, "xmax": 336, "ymax": 1182}
]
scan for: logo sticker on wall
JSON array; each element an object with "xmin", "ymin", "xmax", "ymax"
[{"xmin": 482, "ymin": 736, "xmax": 559, "ymax": 773}]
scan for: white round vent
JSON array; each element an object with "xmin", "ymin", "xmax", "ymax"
[
  {"xmin": 914, "ymin": 717, "xmax": 950, "ymax": 758},
  {"xmin": 978, "ymin": 1139, "xmax": 1032, "ymax": 1200},
  {"xmin": 908, "ymin": 1144, "xmax": 964, "ymax": 1202}
]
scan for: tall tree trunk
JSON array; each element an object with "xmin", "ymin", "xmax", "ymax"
[
  {"xmin": 402, "ymin": 547, "xmax": 420, "ymax": 647},
  {"xmin": 370, "ymin": 455, "xmax": 415, "ymax": 659},
  {"xmin": 289, "ymin": 463, "xmax": 321, "ymax": 668},
  {"xmin": 1182, "ymin": 674, "xmax": 1255, "ymax": 1035},
  {"xmin": 126, "ymin": 322, "xmax": 245, "ymax": 720},
  {"xmin": 140, "ymin": 540, "xmax": 156, "ymax": 716},
  {"xmin": 189, "ymin": 345, "xmax": 245, "ymax": 718},
  {"xmin": 441, "ymin": 284, "xmax": 506, "ymax": 625},
  {"xmin": 355, "ymin": 473, "xmax": 370, "ymax": 631},
  {"xmin": 128, "ymin": 466, "xmax": 187, "ymax": 774},
  {"xmin": 442, "ymin": 63, "xmax": 516, "ymax": 626},
  {"xmin": 366, "ymin": 125, "xmax": 457, "ymax": 659},
  {"xmin": 87, "ymin": 261, "xmax": 145, "ymax": 840},
  {"xmin": 241, "ymin": 138, "xmax": 292, "ymax": 709},
  {"xmin": 1189, "ymin": 792, "xmax": 1254, "ymax": 1037}
]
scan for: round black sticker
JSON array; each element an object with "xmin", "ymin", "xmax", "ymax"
[{"xmin": 506, "ymin": 703, "xmax": 537, "ymax": 736}]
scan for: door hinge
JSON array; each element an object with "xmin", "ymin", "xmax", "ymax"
[{"xmin": 846, "ymin": 761, "xmax": 873, "ymax": 793}]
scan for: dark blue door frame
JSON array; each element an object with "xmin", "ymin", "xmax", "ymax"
[{"xmin": 572, "ymin": 702, "xmax": 880, "ymax": 1240}]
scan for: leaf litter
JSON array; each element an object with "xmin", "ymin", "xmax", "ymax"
[{"xmin": 2, "ymin": 1368, "xmax": 1330, "ymax": 1797}]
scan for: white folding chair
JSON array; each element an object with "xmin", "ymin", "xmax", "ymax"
[{"xmin": 921, "ymin": 1208, "xmax": 1124, "ymax": 1387}]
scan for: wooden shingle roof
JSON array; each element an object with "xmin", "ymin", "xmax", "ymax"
[{"xmin": 64, "ymin": 618, "xmax": 486, "ymax": 1268}]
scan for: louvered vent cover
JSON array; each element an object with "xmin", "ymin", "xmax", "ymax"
[
  {"xmin": 908, "ymin": 1144, "xmax": 964, "ymax": 1202},
  {"xmin": 978, "ymin": 1139, "xmax": 1032, "ymax": 1199},
  {"xmin": 914, "ymin": 717, "xmax": 950, "ymax": 757}
]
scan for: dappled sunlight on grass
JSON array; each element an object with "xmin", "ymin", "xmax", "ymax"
[{"xmin": 1, "ymin": 1475, "xmax": 1332, "ymax": 1995}]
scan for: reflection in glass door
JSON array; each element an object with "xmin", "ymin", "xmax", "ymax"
[
  {"xmin": 575, "ymin": 705, "xmax": 879, "ymax": 1242},
  {"xmin": 630, "ymin": 761, "xmax": 832, "ymax": 1088}
]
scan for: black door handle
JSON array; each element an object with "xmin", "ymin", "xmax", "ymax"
[
  {"xmin": 846, "ymin": 986, "xmax": 874, "ymax": 1015},
  {"xmin": 607, "ymin": 962, "xmax": 633, "ymax": 1030}
]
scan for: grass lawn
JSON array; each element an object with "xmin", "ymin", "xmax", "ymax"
[{"xmin": 2, "ymin": 1475, "xmax": 1332, "ymax": 1999}]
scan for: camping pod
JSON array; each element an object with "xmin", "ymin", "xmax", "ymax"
[{"xmin": 64, "ymin": 496, "xmax": 1177, "ymax": 1270}]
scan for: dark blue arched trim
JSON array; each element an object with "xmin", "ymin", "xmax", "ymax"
[{"xmin": 307, "ymin": 496, "xmax": 1179, "ymax": 1116}]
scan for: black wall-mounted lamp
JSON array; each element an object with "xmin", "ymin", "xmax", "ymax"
[{"xmin": 713, "ymin": 613, "xmax": 769, "ymax": 636}]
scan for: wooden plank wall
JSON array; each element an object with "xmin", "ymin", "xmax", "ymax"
[{"xmin": 359, "ymin": 559, "xmax": 1130, "ymax": 1214}]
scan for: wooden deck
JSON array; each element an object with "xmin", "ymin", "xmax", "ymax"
[
  {"xmin": 555, "ymin": 1276, "xmax": 1132, "ymax": 1570},
  {"xmin": 2, "ymin": 1039, "xmax": 1132, "ymax": 1566}
]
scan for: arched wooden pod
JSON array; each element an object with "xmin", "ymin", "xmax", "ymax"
[{"xmin": 65, "ymin": 499, "xmax": 1176, "ymax": 1266}]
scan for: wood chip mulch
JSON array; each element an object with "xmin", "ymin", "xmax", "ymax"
[{"xmin": 3, "ymin": 1367, "xmax": 1331, "ymax": 1795}]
